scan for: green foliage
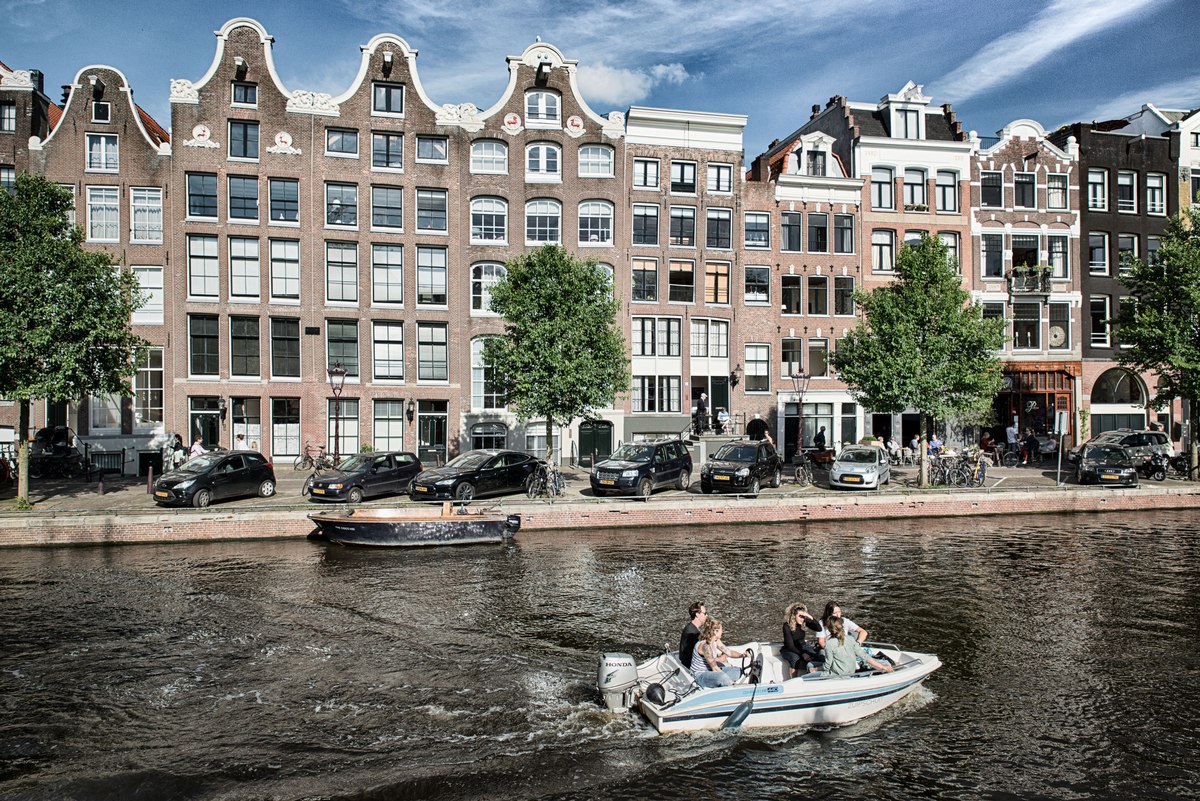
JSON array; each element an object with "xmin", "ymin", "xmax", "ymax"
[{"xmin": 483, "ymin": 245, "xmax": 630, "ymax": 459}]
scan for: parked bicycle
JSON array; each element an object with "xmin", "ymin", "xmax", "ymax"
[
  {"xmin": 791, "ymin": 452, "xmax": 815, "ymax": 486},
  {"xmin": 527, "ymin": 462, "xmax": 566, "ymax": 499},
  {"xmin": 294, "ymin": 441, "xmax": 336, "ymax": 472}
]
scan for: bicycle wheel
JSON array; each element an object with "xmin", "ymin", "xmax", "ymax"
[
  {"xmin": 526, "ymin": 475, "xmax": 542, "ymax": 499},
  {"xmin": 294, "ymin": 453, "xmax": 311, "ymax": 471},
  {"xmin": 1001, "ymin": 450, "xmax": 1020, "ymax": 468}
]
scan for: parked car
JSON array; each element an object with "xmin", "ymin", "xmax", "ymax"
[
  {"xmin": 590, "ymin": 439, "xmax": 692, "ymax": 499},
  {"xmin": 1074, "ymin": 444, "xmax": 1139, "ymax": 487},
  {"xmin": 828, "ymin": 446, "xmax": 891, "ymax": 490},
  {"xmin": 153, "ymin": 451, "xmax": 277, "ymax": 507},
  {"xmin": 409, "ymin": 449, "xmax": 540, "ymax": 502},
  {"xmin": 308, "ymin": 451, "xmax": 422, "ymax": 503},
  {"xmin": 1069, "ymin": 429, "xmax": 1170, "ymax": 465},
  {"xmin": 699, "ymin": 440, "xmax": 783, "ymax": 496}
]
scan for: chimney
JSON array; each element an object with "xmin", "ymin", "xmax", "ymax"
[
  {"xmin": 61, "ymin": 85, "xmax": 71, "ymax": 105},
  {"xmin": 811, "ymin": 104, "xmax": 820, "ymax": 120},
  {"xmin": 29, "ymin": 69, "xmax": 44, "ymax": 94}
]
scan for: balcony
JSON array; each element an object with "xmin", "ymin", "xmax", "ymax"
[{"xmin": 1008, "ymin": 266, "xmax": 1052, "ymax": 295}]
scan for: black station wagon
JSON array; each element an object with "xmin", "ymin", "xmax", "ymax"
[{"xmin": 308, "ymin": 451, "xmax": 423, "ymax": 503}]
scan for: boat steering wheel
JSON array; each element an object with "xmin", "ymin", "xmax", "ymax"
[{"xmin": 739, "ymin": 648, "xmax": 756, "ymax": 677}]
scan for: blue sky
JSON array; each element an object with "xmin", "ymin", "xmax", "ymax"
[{"xmin": 4, "ymin": 0, "xmax": 1199, "ymax": 158}]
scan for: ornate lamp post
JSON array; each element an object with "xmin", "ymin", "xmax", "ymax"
[
  {"xmin": 327, "ymin": 361, "xmax": 347, "ymax": 464},
  {"xmin": 791, "ymin": 372, "xmax": 811, "ymax": 461}
]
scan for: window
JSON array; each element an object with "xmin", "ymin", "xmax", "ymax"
[
  {"xmin": 417, "ymin": 322, "xmax": 448, "ymax": 381},
  {"xmin": 86, "ymin": 133, "xmax": 118, "ymax": 172},
  {"xmin": 187, "ymin": 234, "xmax": 218, "ymax": 297},
  {"xmin": 808, "ymin": 339, "xmax": 829, "ymax": 377},
  {"xmin": 896, "ymin": 108, "xmax": 920, "ymax": 139},
  {"xmin": 1012, "ymin": 302, "xmax": 1040, "ymax": 349},
  {"xmin": 327, "ymin": 398, "xmax": 359, "ymax": 454},
  {"xmin": 1117, "ymin": 171, "xmax": 1136, "ymax": 212},
  {"xmin": 1014, "ymin": 172, "xmax": 1036, "ymax": 209},
  {"xmin": 689, "ymin": 319, "xmax": 728, "ymax": 357},
  {"xmin": 416, "ymin": 188, "xmax": 447, "ymax": 231},
  {"xmin": 1, "ymin": 165, "xmax": 14, "ymax": 195},
  {"xmin": 134, "ymin": 348, "xmax": 163, "ymax": 428},
  {"xmin": 1048, "ymin": 235, "xmax": 1069, "ymax": 279},
  {"xmin": 1147, "ymin": 235, "xmax": 1161, "ymax": 264},
  {"xmin": 632, "ymin": 258, "xmax": 658, "ymax": 302},
  {"xmin": 871, "ymin": 167, "xmax": 894, "ymax": 209},
  {"xmin": 707, "ymin": 163, "xmax": 732, "ymax": 193},
  {"xmin": 782, "ymin": 212, "xmax": 802, "ymax": 252},
  {"xmin": 579, "ymin": 145, "xmax": 614, "ymax": 177},
  {"xmin": 272, "ymin": 398, "xmax": 301, "ymax": 456},
  {"xmin": 1088, "ymin": 169, "xmax": 1108, "ymax": 211},
  {"xmin": 706, "ymin": 208, "xmax": 732, "ymax": 249},
  {"xmin": 1049, "ymin": 302, "xmax": 1070, "ymax": 350},
  {"xmin": 189, "ymin": 315, "xmax": 219, "ymax": 376},
  {"xmin": 417, "ymin": 246, "xmax": 448, "ymax": 305},
  {"xmin": 270, "ymin": 239, "xmax": 300, "ymax": 300},
  {"xmin": 744, "ymin": 265, "xmax": 769, "ymax": 305},
  {"xmin": 834, "ymin": 276, "xmax": 854, "ymax": 315},
  {"xmin": 130, "ymin": 188, "xmax": 162, "ymax": 243},
  {"xmin": 327, "ymin": 320, "xmax": 359, "ymax": 377},
  {"xmin": 806, "ymin": 151, "xmax": 826, "ymax": 177},
  {"xmin": 470, "ymin": 140, "xmax": 507, "ymax": 173},
  {"xmin": 745, "ymin": 345, "xmax": 769, "ymax": 392},
  {"xmin": 1012, "ymin": 234, "xmax": 1039, "ymax": 270},
  {"xmin": 228, "ymin": 176, "xmax": 259, "ymax": 221},
  {"xmin": 671, "ymin": 161, "xmax": 696, "ymax": 193},
  {"xmin": 936, "ymin": 170, "xmax": 958, "ymax": 212},
  {"xmin": 807, "ymin": 275, "xmax": 828, "ymax": 315},
  {"xmin": 782, "ymin": 338, "xmax": 803, "ymax": 376},
  {"xmin": 633, "ymin": 158, "xmax": 659, "ymax": 188},
  {"xmin": 781, "ymin": 276, "xmax": 802, "ymax": 315},
  {"xmin": 1089, "ymin": 233, "xmax": 1109, "ymax": 275},
  {"xmin": 704, "ymin": 262, "xmax": 730, "ymax": 304},
  {"xmin": 371, "ymin": 244, "xmax": 403, "ymax": 304},
  {"xmin": 526, "ymin": 142, "xmax": 561, "ymax": 181},
  {"xmin": 670, "ymin": 206, "xmax": 696, "ymax": 247},
  {"xmin": 229, "ymin": 121, "xmax": 259, "ymax": 160},
  {"xmin": 0, "ymin": 101, "xmax": 15, "ymax": 132},
  {"xmin": 579, "ymin": 200, "xmax": 613, "ymax": 245},
  {"xmin": 132, "ymin": 266, "xmax": 163, "ymax": 324},
  {"xmin": 374, "ymin": 401, "xmax": 407, "ymax": 449},
  {"xmin": 471, "ymin": 262, "xmax": 505, "ymax": 313},
  {"xmin": 230, "ymin": 316, "xmax": 260, "ymax": 377},
  {"xmin": 632, "ymin": 376, "xmax": 682, "ymax": 413},
  {"xmin": 744, "ymin": 212, "xmax": 769, "ymax": 249},
  {"xmin": 372, "ymin": 132, "xmax": 403, "ymax": 170},
  {"xmin": 981, "ymin": 233, "xmax": 1004, "ymax": 278},
  {"xmin": 232, "ymin": 82, "xmax": 257, "ymax": 107},
  {"xmin": 939, "ymin": 232, "xmax": 959, "ymax": 270},
  {"xmin": 373, "ymin": 82, "xmax": 405, "ymax": 115},
  {"xmin": 326, "ymin": 183, "xmax": 358, "ymax": 226},
  {"xmin": 1047, "ymin": 174, "xmax": 1068, "ymax": 210},
  {"xmin": 229, "ymin": 237, "xmax": 260, "ymax": 299},
  {"xmin": 903, "ymin": 168, "xmax": 927, "ymax": 208},
  {"xmin": 269, "ymin": 178, "xmax": 298, "ymax": 223},
  {"xmin": 525, "ymin": 91, "xmax": 560, "ymax": 126},
  {"xmin": 668, "ymin": 260, "xmax": 695, "ymax": 303},
  {"xmin": 980, "ymin": 171, "xmax": 1003, "ymax": 208},
  {"xmin": 416, "ymin": 135, "xmax": 448, "ymax": 163},
  {"xmin": 807, "ymin": 213, "xmax": 828, "ymax": 253},
  {"xmin": 471, "ymin": 197, "xmax": 507, "ymax": 243},
  {"xmin": 90, "ymin": 393, "xmax": 121, "ymax": 431},
  {"xmin": 472, "ymin": 339, "xmax": 505, "ymax": 410},
  {"xmin": 372, "ymin": 322, "xmax": 404, "ymax": 380},
  {"xmin": 326, "ymin": 127, "xmax": 359, "ymax": 157},
  {"xmin": 841, "ymin": 402, "xmax": 858, "ymax": 445},
  {"xmin": 371, "ymin": 185, "xmax": 403, "ymax": 229},
  {"xmin": 871, "ymin": 230, "xmax": 895, "ymax": 272},
  {"xmin": 636, "ymin": 318, "xmax": 681, "ymax": 356},
  {"xmin": 1090, "ymin": 296, "xmax": 1110, "ymax": 347},
  {"xmin": 326, "ymin": 241, "xmax": 358, "ymax": 303},
  {"xmin": 632, "ymin": 204, "xmax": 658, "ymax": 245},
  {"xmin": 1117, "ymin": 234, "xmax": 1137, "ymax": 273},
  {"xmin": 833, "ymin": 214, "xmax": 853, "ymax": 254},
  {"xmin": 525, "ymin": 199, "xmax": 561, "ymax": 244},
  {"xmin": 271, "ymin": 318, "xmax": 300, "ymax": 377},
  {"xmin": 188, "ymin": 173, "xmax": 218, "ymax": 218},
  {"xmin": 1146, "ymin": 173, "xmax": 1166, "ymax": 215}
]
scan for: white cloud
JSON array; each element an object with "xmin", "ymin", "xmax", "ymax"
[
  {"xmin": 577, "ymin": 62, "xmax": 690, "ymax": 106},
  {"xmin": 936, "ymin": 0, "xmax": 1166, "ymax": 103},
  {"xmin": 1079, "ymin": 73, "xmax": 1200, "ymax": 123}
]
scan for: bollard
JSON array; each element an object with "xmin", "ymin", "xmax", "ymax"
[
  {"xmin": 97, "ymin": 472, "xmax": 105, "ymax": 496},
  {"xmin": 147, "ymin": 465, "xmax": 154, "ymax": 494}
]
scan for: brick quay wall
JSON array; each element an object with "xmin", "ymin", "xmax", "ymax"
[{"xmin": 1, "ymin": 486, "xmax": 1197, "ymax": 549}]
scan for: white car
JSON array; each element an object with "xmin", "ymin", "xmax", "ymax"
[{"xmin": 829, "ymin": 446, "xmax": 891, "ymax": 490}]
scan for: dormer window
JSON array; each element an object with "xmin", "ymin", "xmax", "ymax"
[
  {"xmin": 372, "ymin": 83, "xmax": 405, "ymax": 116},
  {"xmin": 806, "ymin": 151, "xmax": 826, "ymax": 177},
  {"xmin": 232, "ymin": 82, "xmax": 258, "ymax": 107},
  {"xmin": 896, "ymin": 108, "xmax": 920, "ymax": 139},
  {"xmin": 91, "ymin": 102, "xmax": 111, "ymax": 123},
  {"xmin": 525, "ymin": 91, "xmax": 560, "ymax": 127}
]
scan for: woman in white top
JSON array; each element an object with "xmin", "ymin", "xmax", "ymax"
[
  {"xmin": 690, "ymin": 617, "xmax": 746, "ymax": 689},
  {"xmin": 818, "ymin": 601, "xmax": 869, "ymax": 648}
]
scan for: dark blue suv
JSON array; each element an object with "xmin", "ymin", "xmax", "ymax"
[{"xmin": 589, "ymin": 439, "xmax": 693, "ymax": 499}]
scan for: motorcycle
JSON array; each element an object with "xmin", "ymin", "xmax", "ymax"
[
  {"xmin": 1169, "ymin": 453, "xmax": 1192, "ymax": 479},
  {"xmin": 1138, "ymin": 452, "xmax": 1169, "ymax": 482}
]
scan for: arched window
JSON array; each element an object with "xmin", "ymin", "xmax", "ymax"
[
  {"xmin": 470, "ymin": 197, "xmax": 507, "ymax": 243},
  {"xmin": 472, "ymin": 422, "xmax": 508, "ymax": 450},
  {"xmin": 578, "ymin": 200, "xmax": 613, "ymax": 245},
  {"xmin": 526, "ymin": 142, "xmax": 561, "ymax": 182},
  {"xmin": 471, "ymin": 262, "xmax": 506, "ymax": 314},
  {"xmin": 525, "ymin": 199, "xmax": 561, "ymax": 244},
  {"xmin": 525, "ymin": 90, "xmax": 560, "ymax": 126},
  {"xmin": 1092, "ymin": 368, "xmax": 1145, "ymax": 405},
  {"xmin": 578, "ymin": 144, "xmax": 614, "ymax": 177},
  {"xmin": 470, "ymin": 139, "xmax": 508, "ymax": 174},
  {"xmin": 471, "ymin": 339, "xmax": 506, "ymax": 411}
]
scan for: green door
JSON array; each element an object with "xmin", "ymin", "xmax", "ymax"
[{"xmin": 578, "ymin": 421, "xmax": 613, "ymax": 467}]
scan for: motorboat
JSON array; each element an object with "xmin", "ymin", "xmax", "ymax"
[
  {"xmin": 309, "ymin": 502, "xmax": 521, "ymax": 547},
  {"xmin": 597, "ymin": 640, "xmax": 940, "ymax": 734}
]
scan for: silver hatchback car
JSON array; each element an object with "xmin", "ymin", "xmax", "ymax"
[{"xmin": 829, "ymin": 446, "xmax": 891, "ymax": 490}]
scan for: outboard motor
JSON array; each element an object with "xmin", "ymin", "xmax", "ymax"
[{"xmin": 597, "ymin": 653, "xmax": 640, "ymax": 711}]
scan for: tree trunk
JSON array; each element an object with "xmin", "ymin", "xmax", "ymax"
[
  {"xmin": 1190, "ymin": 398, "xmax": 1199, "ymax": 481},
  {"xmin": 544, "ymin": 418, "xmax": 554, "ymax": 464},
  {"xmin": 17, "ymin": 399, "xmax": 30, "ymax": 505},
  {"xmin": 918, "ymin": 414, "xmax": 929, "ymax": 487}
]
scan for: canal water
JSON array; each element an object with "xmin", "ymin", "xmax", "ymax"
[{"xmin": 2, "ymin": 510, "xmax": 1199, "ymax": 801}]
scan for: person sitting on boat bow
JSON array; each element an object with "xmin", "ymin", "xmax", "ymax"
[
  {"xmin": 691, "ymin": 618, "xmax": 746, "ymax": 688},
  {"xmin": 781, "ymin": 603, "xmax": 823, "ymax": 678},
  {"xmin": 822, "ymin": 618, "xmax": 893, "ymax": 677}
]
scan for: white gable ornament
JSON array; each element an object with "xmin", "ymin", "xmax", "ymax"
[
  {"xmin": 286, "ymin": 90, "xmax": 340, "ymax": 116},
  {"xmin": 565, "ymin": 115, "xmax": 585, "ymax": 138},
  {"xmin": 435, "ymin": 102, "xmax": 484, "ymax": 132},
  {"xmin": 183, "ymin": 124, "xmax": 219, "ymax": 149},
  {"xmin": 502, "ymin": 112, "xmax": 524, "ymax": 136},
  {"xmin": 169, "ymin": 79, "xmax": 199, "ymax": 104},
  {"xmin": 602, "ymin": 111, "xmax": 625, "ymax": 139},
  {"xmin": 267, "ymin": 131, "xmax": 302, "ymax": 155},
  {"xmin": 5, "ymin": 70, "xmax": 36, "ymax": 89}
]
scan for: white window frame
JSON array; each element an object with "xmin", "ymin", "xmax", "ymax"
[
  {"xmin": 525, "ymin": 90, "xmax": 560, "ymax": 128},
  {"xmin": 633, "ymin": 158, "xmax": 659, "ymax": 189},
  {"xmin": 85, "ymin": 133, "xmax": 119, "ymax": 173},
  {"xmin": 415, "ymin": 134, "xmax": 449, "ymax": 164},
  {"xmin": 371, "ymin": 243, "xmax": 404, "ymax": 305},
  {"xmin": 187, "ymin": 234, "xmax": 219, "ymax": 299},
  {"xmin": 1117, "ymin": 170, "xmax": 1137, "ymax": 213},
  {"xmin": 935, "ymin": 170, "xmax": 958, "ymax": 212},
  {"xmin": 525, "ymin": 142, "xmax": 562, "ymax": 183},
  {"xmin": 471, "ymin": 262, "xmax": 506, "ymax": 315},
  {"xmin": 372, "ymin": 323, "xmax": 405, "ymax": 381},
  {"xmin": 416, "ymin": 245, "xmax": 448, "ymax": 307},
  {"xmin": 86, "ymin": 186, "xmax": 119, "ymax": 243},
  {"xmin": 132, "ymin": 266, "xmax": 164, "ymax": 325},
  {"xmin": 470, "ymin": 197, "xmax": 508, "ymax": 244},
  {"xmin": 1088, "ymin": 168, "xmax": 1108, "ymax": 211},
  {"xmin": 578, "ymin": 144, "xmax": 614, "ymax": 177},
  {"xmin": 229, "ymin": 236, "xmax": 261, "ymax": 300},
  {"xmin": 130, "ymin": 187, "xmax": 163, "ymax": 243},
  {"xmin": 470, "ymin": 140, "xmax": 508, "ymax": 174},
  {"xmin": 578, "ymin": 200, "xmax": 613, "ymax": 246},
  {"xmin": 1013, "ymin": 172, "xmax": 1036, "ymax": 209},
  {"xmin": 1047, "ymin": 173, "xmax": 1069, "ymax": 210},
  {"xmin": 269, "ymin": 239, "xmax": 300, "ymax": 301},
  {"xmin": 706, "ymin": 163, "xmax": 732, "ymax": 194},
  {"xmin": 325, "ymin": 241, "xmax": 359, "ymax": 304},
  {"xmin": 325, "ymin": 127, "xmax": 360, "ymax": 158},
  {"xmin": 1146, "ymin": 173, "xmax": 1166, "ymax": 215},
  {"xmin": 525, "ymin": 198, "xmax": 562, "ymax": 245},
  {"xmin": 370, "ymin": 185, "xmax": 404, "ymax": 231},
  {"xmin": 744, "ymin": 212, "xmax": 770, "ymax": 249},
  {"xmin": 372, "ymin": 82, "xmax": 406, "ymax": 117}
]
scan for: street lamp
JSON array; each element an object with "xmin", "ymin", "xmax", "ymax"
[
  {"xmin": 791, "ymin": 372, "xmax": 811, "ymax": 461},
  {"xmin": 327, "ymin": 361, "xmax": 347, "ymax": 464}
]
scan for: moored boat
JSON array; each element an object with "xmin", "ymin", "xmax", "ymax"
[
  {"xmin": 598, "ymin": 640, "xmax": 940, "ymax": 733},
  {"xmin": 310, "ymin": 502, "xmax": 520, "ymax": 547}
]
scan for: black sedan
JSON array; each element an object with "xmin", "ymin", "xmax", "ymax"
[
  {"xmin": 1075, "ymin": 444, "xmax": 1139, "ymax": 487},
  {"xmin": 699, "ymin": 440, "xmax": 783, "ymax": 495},
  {"xmin": 409, "ymin": 449, "xmax": 541, "ymax": 502},
  {"xmin": 308, "ymin": 451, "xmax": 423, "ymax": 503},
  {"xmin": 154, "ymin": 451, "xmax": 277, "ymax": 507}
]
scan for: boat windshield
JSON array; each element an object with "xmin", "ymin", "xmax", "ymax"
[
  {"xmin": 713, "ymin": 444, "xmax": 756, "ymax": 462},
  {"xmin": 445, "ymin": 452, "xmax": 491, "ymax": 470},
  {"xmin": 838, "ymin": 449, "xmax": 877, "ymax": 464},
  {"xmin": 609, "ymin": 445, "xmax": 653, "ymax": 463}
]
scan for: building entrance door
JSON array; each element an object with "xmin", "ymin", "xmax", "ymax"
[
  {"xmin": 418, "ymin": 400, "xmax": 447, "ymax": 466},
  {"xmin": 578, "ymin": 421, "xmax": 613, "ymax": 467}
]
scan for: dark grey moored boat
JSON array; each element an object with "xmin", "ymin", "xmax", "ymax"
[{"xmin": 310, "ymin": 503, "xmax": 521, "ymax": 547}]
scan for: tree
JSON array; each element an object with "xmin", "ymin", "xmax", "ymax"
[
  {"xmin": 1115, "ymin": 205, "xmax": 1200, "ymax": 479},
  {"xmin": 0, "ymin": 173, "xmax": 146, "ymax": 506},
  {"xmin": 483, "ymin": 245, "xmax": 630, "ymax": 462},
  {"xmin": 831, "ymin": 234, "xmax": 1006, "ymax": 485}
]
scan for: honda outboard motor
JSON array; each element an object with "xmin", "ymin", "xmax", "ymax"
[{"xmin": 597, "ymin": 653, "xmax": 639, "ymax": 711}]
